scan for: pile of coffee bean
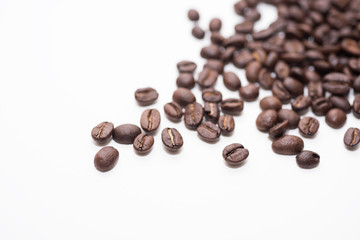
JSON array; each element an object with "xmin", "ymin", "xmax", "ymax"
[{"xmin": 91, "ymin": 0, "xmax": 360, "ymax": 172}]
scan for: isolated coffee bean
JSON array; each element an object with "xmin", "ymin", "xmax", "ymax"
[
  {"xmin": 221, "ymin": 98, "xmax": 244, "ymax": 115},
  {"xmin": 200, "ymin": 44, "xmax": 221, "ymax": 59},
  {"xmin": 192, "ymin": 25, "xmax": 205, "ymax": 39},
  {"xmin": 184, "ymin": 102, "xmax": 204, "ymax": 130},
  {"xmin": 163, "ymin": 102, "xmax": 183, "ymax": 122},
  {"xmin": 176, "ymin": 73, "xmax": 195, "ymax": 89},
  {"xmin": 311, "ymin": 97, "xmax": 332, "ymax": 116},
  {"xmin": 256, "ymin": 110, "xmax": 278, "ymax": 132},
  {"xmin": 329, "ymin": 96, "xmax": 351, "ymax": 113},
  {"xmin": 235, "ymin": 21, "xmax": 254, "ymax": 34},
  {"xmin": 197, "ymin": 68, "xmax": 219, "ymax": 88},
  {"xmin": 177, "ymin": 60, "xmax": 197, "ymax": 73},
  {"xmin": 113, "ymin": 124, "xmax": 141, "ymax": 144},
  {"xmin": 258, "ymin": 68, "xmax": 275, "ymax": 90},
  {"xmin": 188, "ymin": 9, "xmax": 200, "ymax": 21},
  {"xmin": 353, "ymin": 94, "xmax": 360, "ymax": 119},
  {"xmin": 161, "ymin": 128, "xmax": 183, "ymax": 151},
  {"xmin": 283, "ymin": 77, "xmax": 304, "ymax": 97},
  {"xmin": 239, "ymin": 84, "xmax": 259, "ymax": 102},
  {"xmin": 245, "ymin": 61, "xmax": 262, "ymax": 83},
  {"xmin": 218, "ymin": 114, "xmax": 235, "ymax": 135},
  {"xmin": 204, "ymin": 102, "xmax": 220, "ymax": 123},
  {"xmin": 277, "ymin": 109, "xmax": 300, "ymax": 130},
  {"xmin": 274, "ymin": 61, "xmax": 290, "ymax": 80},
  {"xmin": 291, "ymin": 95, "xmax": 312, "ymax": 114},
  {"xmin": 325, "ymin": 108, "xmax": 347, "ymax": 129},
  {"xmin": 222, "ymin": 143, "xmax": 249, "ymax": 166},
  {"xmin": 296, "ymin": 151, "xmax": 320, "ymax": 169},
  {"xmin": 269, "ymin": 120, "xmax": 289, "ymax": 139},
  {"xmin": 94, "ymin": 146, "xmax": 119, "ymax": 172},
  {"xmin": 140, "ymin": 109, "xmax": 161, "ymax": 133},
  {"xmin": 272, "ymin": 81, "xmax": 291, "ymax": 103},
  {"xmin": 323, "ymin": 73, "xmax": 351, "ymax": 95},
  {"xmin": 344, "ymin": 128, "xmax": 360, "ymax": 148},
  {"xmin": 202, "ymin": 88, "xmax": 222, "ymax": 103},
  {"xmin": 133, "ymin": 133, "xmax": 154, "ymax": 154},
  {"xmin": 298, "ymin": 117, "xmax": 320, "ymax": 137},
  {"xmin": 91, "ymin": 122, "xmax": 114, "ymax": 144},
  {"xmin": 209, "ymin": 18, "xmax": 222, "ymax": 32},
  {"xmin": 204, "ymin": 60, "xmax": 224, "ymax": 73},
  {"xmin": 173, "ymin": 88, "xmax": 196, "ymax": 107},
  {"xmin": 272, "ymin": 135, "xmax": 304, "ymax": 155},
  {"xmin": 223, "ymin": 72, "xmax": 241, "ymax": 91},
  {"xmin": 307, "ymin": 81, "xmax": 324, "ymax": 99},
  {"xmin": 197, "ymin": 121, "xmax": 221, "ymax": 142},
  {"xmin": 135, "ymin": 88, "xmax": 159, "ymax": 106},
  {"xmin": 260, "ymin": 96, "xmax": 282, "ymax": 111}
]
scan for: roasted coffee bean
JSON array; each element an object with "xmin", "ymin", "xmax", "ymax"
[
  {"xmin": 202, "ymin": 88, "xmax": 222, "ymax": 103},
  {"xmin": 235, "ymin": 21, "xmax": 254, "ymax": 34},
  {"xmin": 140, "ymin": 109, "xmax": 161, "ymax": 132},
  {"xmin": 188, "ymin": 9, "xmax": 200, "ymax": 21},
  {"xmin": 204, "ymin": 60, "xmax": 224, "ymax": 73},
  {"xmin": 113, "ymin": 124, "xmax": 141, "ymax": 144},
  {"xmin": 258, "ymin": 68, "xmax": 275, "ymax": 90},
  {"xmin": 252, "ymin": 48, "xmax": 267, "ymax": 64},
  {"xmin": 163, "ymin": 102, "xmax": 183, "ymax": 122},
  {"xmin": 184, "ymin": 102, "xmax": 204, "ymax": 130},
  {"xmin": 233, "ymin": 50, "xmax": 254, "ymax": 68},
  {"xmin": 209, "ymin": 18, "xmax": 222, "ymax": 32},
  {"xmin": 224, "ymin": 34, "xmax": 246, "ymax": 47},
  {"xmin": 323, "ymin": 72, "xmax": 351, "ymax": 95},
  {"xmin": 220, "ymin": 46, "xmax": 236, "ymax": 62},
  {"xmin": 218, "ymin": 114, "xmax": 235, "ymax": 135},
  {"xmin": 260, "ymin": 96, "xmax": 282, "ymax": 111},
  {"xmin": 256, "ymin": 110, "xmax": 278, "ymax": 133},
  {"xmin": 173, "ymin": 88, "xmax": 196, "ymax": 107},
  {"xmin": 269, "ymin": 120, "xmax": 289, "ymax": 139},
  {"xmin": 353, "ymin": 76, "xmax": 360, "ymax": 93},
  {"xmin": 325, "ymin": 108, "xmax": 347, "ymax": 129},
  {"xmin": 274, "ymin": 60, "xmax": 290, "ymax": 80},
  {"xmin": 94, "ymin": 146, "xmax": 119, "ymax": 172},
  {"xmin": 252, "ymin": 27, "xmax": 277, "ymax": 40},
  {"xmin": 341, "ymin": 38, "xmax": 360, "ymax": 56},
  {"xmin": 161, "ymin": 128, "xmax": 183, "ymax": 151},
  {"xmin": 353, "ymin": 94, "xmax": 360, "ymax": 118},
  {"xmin": 135, "ymin": 87, "xmax": 159, "ymax": 106},
  {"xmin": 222, "ymin": 143, "xmax": 249, "ymax": 166},
  {"xmin": 329, "ymin": 96, "xmax": 351, "ymax": 113},
  {"xmin": 223, "ymin": 72, "xmax": 241, "ymax": 91},
  {"xmin": 245, "ymin": 61, "xmax": 262, "ymax": 83},
  {"xmin": 272, "ymin": 81, "xmax": 291, "ymax": 103},
  {"xmin": 265, "ymin": 51, "xmax": 279, "ymax": 69},
  {"xmin": 313, "ymin": 60, "xmax": 331, "ymax": 73},
  {"xmin": 197, "ymin": 68, "xmax": 219, "ymax": 88},
  {"xmin": 234, "ymin": 1, "xmax": 248, "ymax": 15},
  {"xmin": 278, "ymin": 109, "xmax": 300, "ymax": 130},
  {"xmin": 284, "ymin": 39, "xmax": 305, "ymax": 53},
  {"xmin": 244, "ymin": 7, "xmax": 261, "ymax": 22},
  {"xmin": 221, "ymin": 98, "xmax": 244, "ymax": 115},
  {"xmin": 211, "ymin": 32, "xmax": 225, "ymax": 45},
  {"xmin": 311, "ymin": 97, "xmax": 332, "ymax": 116},
  {"xmin": 192, "ymin": 25, "xmax": 205, "ymax": 39},
  {"xmin": 291, "ymin": 95, "xmax": 312, "ymax": 114},
  {"xmin": 289, "ymin": 67, "xmax": 305, "ymax": 83},
  {"xmin": 298, "ymin": 117, "xmax": 320, "ymax": 137},
  {"xmin": 348, "ymin": 58, "xmax": 360, "ymax": 73},
  {"xmin": 305, "ymin": 70, "xmax": 321, "ymax": 83},
  {"xmin": 204, "ymin": 102, "xmax": 220, "ymax": 123},
  {"xmin": 305, "ymin": 50, "xmax": 325, "ymax": 62},
  {"xmin": 296, "ymin": 151, "xmax": 320, "ymax": 169},
  {"xmin": 272, "ymin": 135, "xmax": 304, "ymax": 155},
  {"xmin": 283, "ymin": 77, "xmax": 304, "ymax": 97},
  {"xmin": 91, "ymin": 122, "xmax": 114, "ymax": 144},
  {"xmin": 344, "ymin": 128, "xmax": 360, "ymax": 148},
  {"xmin": 200, "ymin": 44, "xmax": 221, "ymax": 59},
  {"xmin": 176, "ymin": 73, "xmax": 195, "ymax": 89},
  {"xmin": 239, "ymin": 84, "xmax": 259, "ymax": 102},
  {"xmin": 177, "ymin": 60, "xmax": 197, "ymax": 73},
  {"xmin": 197, "ymin": 121, "xmax": 221, "ymax": 142},
  {"xmin": 307, "ymin": 81, "xmax": 324, "ymax": 99},
  {"xmin": 133, "ymin": 133, "xmax": 154, "ymax": 154}
]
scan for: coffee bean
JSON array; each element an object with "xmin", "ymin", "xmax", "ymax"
[
  {"xmin": 221, "ymin": 98, "xmax": 244, "ymax": 115},
  {"xmin": 188, "ymin": 9, "xmax": 199, "ymax": 21},
  {"xmin": 269, "ymin": 120, "xmax": 289, "ymax": 139},
  {"xmin": 284, "ymin": 39, "xmax": 305, "ymax": 53},
  {"xmin": 235, "ymin": 21, "xmax": 253, "ymax": 34},
  {"xmin": 113, "ymin": 124, "xmax": 141, "ymax": 144},
  {"xmin": 197, "ymin": 121, "xmax": 221, "ymax": 142},
  {"xmin": 344, "ymin": 127, "xmax": 360, "ymax": 148},
  {"xmin": 220, "ymin": 46, "xmax": 236, "ymax": 62},
  {"xmin": 260, "ymin": 96, "xmax": 282, "ymax": 111},
  {"xmin": 353, "ymin": 76, "xmax": 360, "ymax": 93},
  {"xmin": 133, "ymin": 133, "xmax": 154, "ymax": 154},
  {"xmin": 211, "ymin": 32, "xmax": 225, "ymax": 45},
  {"xmin": 233, "ymin": 50, "xmax": 254, "ymax": 68},
  {"xmin": 307, "ymin": 81, "xmax": 324, "ymax": 99},
  {"xmin": 244, "ymin": 8, "xmax": 261, "ymax": 22},
  {"xmin": 291, "ymin": 95, "xmax": 312, "ymax": 114},
  {"xmin": 200, "ymin": 44, "xmax": 221, "ymax": 59},
  {"xmin": 353, "ymin": 94, "xmax": 360, "ymax": 118},
  {"xmin": 91, "ymin": 122, "xmax": 114, "ymax": 144},
  {"xmin": 222, "ymin": 143, "xmax": 249, "ymax": 166},
  {"xmin": 296, "ymin": 151, "xmax": 320, "ymax": 169},
  {"xmin": 290, "ymin": 67, "xmax": 305, "ymax": 83},
  {"xmin": 311, "ymin": 97, "xmax": 332, "ymax": 116},
  {"xmin": 272, "ymin": 135, "xmax": 304, "ymax": 155},
  {"xmin": 192, "ymin": 25, "xmax": 205, "ymax": 39},
  {"xmin": 239, "ymin": 84, "xmax": 259, "ymax": 102},
  {"xmin": 176, "ymin": 73, "xmax": 195, "ymax": 89},
  {"xmin": 305, "ymin": 50, "xmax": 325, "ymax": 62},
  {"xmin": 323, "ymin": 72, "xmax": 351, "ymax": 95},
  {"xmin": 245, "ymin": 61, "xmax": 262, "ymax": 83},
  {"xmin": 280, "ymin": 52, "xmax": 305, "ymax": 64},
  {"xmin": 305, "ymin": 70, "xmax": 321, "ymax": 83},
  {"xmin": 197, "ymin": 68, "xmax": 219, "ymax": 88},
  {"xmin": 329, "ymin": 96, "xmax": 351, "ymax": 113},
  {"xmin": 325, "ymin": 108, "xmax": 347, "ymax": 129},
  {"xmin": 204, "ymin": 102, "xmax": 220, "ymax": 123},
  {"xmin": 223, "ymin": 72, "xmax": 241, "ymax": 91},
  {"xmin": 173, "ymin": 88, "xmax": 196, "ymax": 107},
  {"xmin": 140, "ymin": 109, "xmax": 161, "ymax": 133},
  {"xmin": 341, "ymin": 38, "xmax": 360, "ymax": 56},
  {"xmin": 298, "ymin": 116, "xmax": 320, "ymax": 137},
  {"xmin": 258, "ymin": 68, "xmax": 275, "ymax": 90},
  {"xmin": 252, "ymin": 48, "xmax": 267, "ymax": 64},
  {"xmin": 272, "ymin": 81, "xmax": 291, "ymax": 103},
  {"xmin": 224, "ymin": 34, "xmax": 246, "ymax": 48},
  {"xmin": 265, "ymin": 51, "xmax": 279, "ymax": 69},
  {"xmin": 234, "ymin": 1, "xmax": 248, "ymax": 15},
  {"xmin": 256, "ymin": 110, "xmax": 278, "ymax": 132},
  {"xmin": 348, "ymin": 58, "xmax": 360, "ymax": 73},
  {"xmin": 184, "ymin": 102, "xmax": 204, "ymax": 130},
  {"xmin": 204, "ymin": 60, "xmax": 224, "ymax": 73},
  {"xmin": 274, "ymin": 60, "xmax": 290, "ymax": 80},
  {"xmin": 209, "ymin": 18, "xmax": 222, "ymax": 32},
  {"xmin": 278, "ymin": 109, "xmax": 300, "ymax": 130},
  {"xmin": 135, "ymin": 87, "xmax": 159, "ymax": 106},
  {"xmin": 164, "ymin": 102, "xmax": 183, "ymax": 122},
  {"xmin": 94, "ymin": 146, "xmax": 119, "ymax": 172},
  {"xmin": 161, "ymin": 128, "xmax": 183, "ymax": 151},
  {"xmin": 177, "ymin": 60, "xmax": 197, "ymax": 73},
  {"xmin": 202, "ymin": 88, "xmax": 222, "ymax": 103},
  {"xmin": 283, "ymin": 77, "xmax": 304, "ymax": 97},
  {"xmin": 218, "ymin": 114, "xmax": 235, "ymax": 135}
]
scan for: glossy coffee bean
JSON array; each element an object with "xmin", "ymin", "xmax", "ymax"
[
  {"xmin": 202, "ymin": 88, "xmax": 222, "ymax": 103},
  {"xmin": 272, "ymin": 135, "xmax": 304, "ymax": 155},
  {"xmin": 221, "ymin": 98, "xmax": 244, "ymax": 115},
  {"xmin": 329, "ymin": 96, "xmax": 351, "ymax": 113},
  {"xmin": 140, "ymin": 109, "xmax": 161, "ymax": 132},
  {"xmin": 233, "ymin": 50, "xmax": 254, "ymax": 68},
  {"xmin": 94, "ymin": 146, "xmax": 119, "ymax": 172},
  {"xmin": 353, "ymin": 94, "xmax": 360, "ymax": 119},
  {"xmin": 184, "ymin": 102, "xmax": 204, "ymax": 130},
  {"xmin": 133, "ymin": 133, "xmax": 154, "ymax": 154},
  {"xmin": 298, "ymin": 117, "xmax": 320, "ymax": 137},
  {"xmin": 252, "ymin": 48, "xmax": 267, "ymax": 64},
  {"xmin": 239, "ymin": 84, "xmax": 259, "ymax": 102},
  {"xmin": 197, "ymin": 121, "xmax": 221, "ymax": 142},
  {"xmin": 256, "ymin": 110, "xmax": 278, "ymax": 132},
  {"xmin": 209, "ymin": 18, "xmax": 222, "ymax": 32},
  {"xmin": 188, "ymin": 9, "xmax": 199, "ymax": 21},
  {"xmin": 296, "ymin": 151, "xmax": 320, "ymax": 169},
  {"xmin": 325, "ymin": 108, "xmax": 347, "ymax": 129},
  {"xmin": 204, "ymin": 102, "xmax": 220, "ymax": 123},
  {"xmin": 222, "ymin": 143, "xmax": 249, "ymax": 166},
  {"xmin": 311, "ymin": 97, "xmax": 332, "ymax": 116},
  {"xmin": 272, "ymin": 81, "xmax": 291, "ymax": 103},
  {"xmin": 163, "ymin": 102, "xmax": 183, "ymax": 122},
  {"xmin": 197, "ymin": 68, "xmax": 219, "ymax": 88},
  {"xmin": 269, "ymin": 120, "xmax": 289, "ymax": 139},
  {"xmin": 176, "ymin": 73, "xmax": 195, "ymax": 89},
  {"xmin": 245, "ymin": 61, "xmax": 262, "ymax": 83},
  {"xmin": 172, "ymin": 88, "xmax": 196, "ymax": 107},
  {"xmin": 323, "ymin": 72, "xmax": 351, "ymax": 95},
  {"xmin": 291, "ymin": 95, "xmax": 312, "ymax": 114},
  {"xmin": 278, "ymin": 109, "xmax": 300, "ymax": 130},
  {"xmin": 258, "ymin": 68, "xmax": 275, "ymax": 90},
  {"xmin": 344, "ymin": 128, "xmax": 360, "ymax": 148},
  {"xmin": 204, "ymin": 60, "xmax": 224, "ymax": 73},
  {"xmin": 161, "ymin": 128, "xmax": 183, "ymax": 151},
  {"xmin": 307, "ymin": 81, "xmax": 324, "ymax": 99},
  {"xmin": 260, "ymin": 96, "xmax": 282, "ymax": 111},
  {"xmin": 177, "ymin": 60, "xmax": 197, "ymax": 73},
  {"xmin": 200, "ymin": 44, "xmax": 221, "ymax": 59},
  {"xmin": 220, "ymin": 46, "xmax": 236, "ymax": 62},
  {"xmin": 91, "ymin": 122, "xmax": 114, "ymax": 144},
  {"xmin": 135, "ymin": 88, "xmax": 159, "ymax": 106},
  {"xmin": 235, "ymin": 21, "xmax": 253, "ymax": 34},
  {"xmin": 274, "ymin": 60, "xmax": 290, "ymax": 80},
  {"xmin": 218, "ymin": 114, "xmax": 235, "ymax": 135},
  {"xmin": 283, "ymin": 77, "xmax": 304, "ymax": 97},
  {"xmin": 223, "ymin": 72, "xmax": 241, "ymax": 91},
  {"xmin": 192, "ymin": 25, "xmax": 205, "ymax": 39},
  {"xmin": 113, "ymin": 124, "xmax": 141, "ymax": 144}
]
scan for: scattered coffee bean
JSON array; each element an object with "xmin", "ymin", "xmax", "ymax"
[
  {"xmin": 269, "ymin": 120, "xmax": 289, "ymax": 139},
  {"xmin": 94, "ymin": 146, "xmax": 119, "ymax": 172},
  {"xmin": 329, "ymin": 96, "xmax": 351, "ymax": 114},
  {"xmin": 344, "ymin": 128, "xmax": 360, "ymax": 148},
  {"xmin": 197, "ymin": 68, "xmax": 219, "ymax": 88},
  {"xmin": 256, "ymin": 110, "xmax": 278, "ymax": 133},
  {"xmin": 220, "ymin": 46, "xmax": 236, "ymax": 62},
  {"xmin": 311, "ymin": 97, "xmax": 332, "ymax": 116},
  {"xmin": 91, "ymin": 122, "xmax": 114, "ymax": 144},
  {"xmin": 291, "ymin": 95, "xmax": 312, "ymax": 114},
  {"xmin": 353, "ymin": 94, "xmax": 360, "ymax": 118},
  {"xmin": 258, "ymin": 68, "xmax": 275, "ymax": 90},
  {"xmin": 307, "ymin": 81, "xmax": 324, "ymax": 99},
  {"xmin": 224, "ymin": 34, "xmax": 246, "ymax": 48},
  {"xmin": 163, "ymin": 102, "xmax": 183, "ymax": 122},
  {"xmin": 140, "ymin": 109, "xmax": 161, "ymax": 132},
  {"xmin": 200, "ymin": 44, "xmax": 221, "ymax": 59},
  {"xmin": 233, "ymin": 50, "xmax": 254, "ymax": 68},
  {"xmin": 176, "ymin": 73, "xmax": 195, "ymax": 89},
  {"xmin": 133, "ymin": 133, "xmax": 154, "ymax": 154},
  {"xmin": 184, "ymin": 102, "xmax": 204, "ymax": 130},
  {"xmin": 274, "ymin": 60, "xmax": 290, "ymax": 80},
  {"xmin": 260, "ymin": 96, "xmax": 282, "ymax": 111},
  {"xmin": 204, "ymin": 60, "xmax": 224, "ymax": 73},
  {"xmin": 272, "ymin": 135, "xmax": 304, "ymax": 155},
  {"xmin": 354, "ymin": 76, "xmax": 360, "ymax": 93},
  {"xmin": 188, "ymin": 9, "xmax": 199, "ymax": 21},
  {"xmin": 221, "ymin": 98, "xmax": 244, "ymax": 115},
  {"xmin": 235, "ymin": 21, "xmax": 253, "ymax": 34},
  {"xmin": 296, "ymin": 151, "xmax": 320, "ymax": 169},
  {"xmin": 161, "ymin": 128, "xmax": 183, "ymax": 151},
  {"xmin": 209, "ymin": 18, "xmax": 222, "ymax": 32},
  {"xmin": 323, "ymin": 72, "xmax": 351, "ymax": 95},
  {"xmin": 283, "ymin": 77, "xmax": 304, "ymax": 97},
  {"xmin": 272, "ymin": 81, "xmax": 291, "ymax": 103},
  {"xmin": 278, "ymin": 109, "xmax": 300, "ymax": 130},
  {"xmin": 113, "ymin": 124, "xmax": 141, "ymax": 144},
  {"xmin": 218, "ymin": 114, "xmax": 235, "ymax": 135},
  {"xmin": 298, "ymin": 117, "xmax": 320, "ymax": 138},
  {"xmin": 197, "ymin": 121, "xmax": 221, "ymax": 142},
  {"xmin": 173, "ymin": 88, "xmax": 196, "ymax": 107},
  {"xmin": 223, "ymin": 72, "xmax": 241, "ymax": 91},
  {"xmin": 202, "ymin": 88, "xmax": 222, "ymax": 103},
  {"xmin": 192, "ymin": 25, "xmax": 205, "ymax": 39},
  {"xmin": 177, "ymin": 60, "xmax": 197, "ymax": 73},
  {"xmin": 211, "ymin": 32, "xmax": 225, "ymax": 45},
  {"xmin": 135, "ymin": 87, "xmax": 159, "ymax": 106},
  {"xmin": 325, "ymin": 108, "xmax": 347, "ymax": 129},
  {"xmin": 204, "ymin": 102, "xmax": 220, "ymax": 123},
  {"xmin": 239, "ymin": 84, "xmax": 259, "ymax": 102},
  {"xmin": 245, "ymin": 61, "xmax": 262, "ymax": 83},
  {"xmin": 222, "ymin": 143, "xmax": 249, "ymax": 166}
]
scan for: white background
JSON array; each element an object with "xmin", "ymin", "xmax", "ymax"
[{"xmin": 0, "ymin": 0, "xmax": 360, "ymax": 239}]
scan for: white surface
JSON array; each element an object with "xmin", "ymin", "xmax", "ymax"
[{"xmin": 0, "ymin": 0, "xmax": 359, "ymax": 239}]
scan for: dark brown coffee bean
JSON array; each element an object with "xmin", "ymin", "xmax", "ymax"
[
  {"xmin": 188, "ymin": 9, "xmax": 199, "ymax": 21},
  {"xmin": 260, "ymin": 96, "xmax": 282, "ymax": 111},
  {"xmin": 91, "ymin": 122, "xmax": 114, "ymax": 144},
  {"xmin": 289, "ymin": 67, "xmax": 305, "ymax": 83},
  {"xmin": 291, "ymin": 95, "xmax": 312, "ymax": 114},
  {"xmin": 184, "ymin": 102, "xmax": 204, "ymax": 130},
  {"xmin": 329, "ymin": 96, "xmax": 351, "ymax": 113},
  {"xmin": 223, "ymin": 143, "xmax": 249, "ymax": 166},
  {"xmin": 239, "ymin": 84, "xmax": 259, "ymax": 102},
  {"xmin": 307, "ymin": 81, "xmax": 324, "ymax": 99},
  {"xmin": 348, "ymin": 58, "xmax": 360, "ymax": 73},
  {"xmin": 135, "ymin": 87, "xmax": 159, "ymax": 106},
  {"xmin": 211, "ymin": 32, "xmax": 225, "ymax": 45},
  {"xmin": 202, "ymin": 88, "xmax": 222, "ymax": 103},
  {"xmin": 283, "ymin": 77, "xmax": 304, "ymax": 97},
  {"xmin": 353, "ymin": 94, "xmax": 360, "ymax": 119},
  {"xmin": 209, "ymin": 18, "xmax": 222, "ymax": 32},
  {"xmin": 161, "ymin": 128, "xmax": 183, "ymax": 151},
  {"xmin": 233, "ymin": 50, "xmax": 254, "ymax": 68},
  {"xmin": 311, "ymin": 97, "xmax": 332, "ymax": 116},
  {"xmin": 325, "ymin": 108, "xmax": 347, "ymax": 129},
  {"xmin": 177, "ymin": 60, "xmax": 197, "ymax": 73},
  {"xmin": 258, "ymin": 68, "xmax": 275, "ymax": 90},
  {"xmin": 341, "ymin": 38, "xmax": 360, "ymax": 56},
  {"xmin": 323, "ymin": 72, "xmax": 351, "ymax": 95},
  {"xmin": 163, "ymin": 102, "xmax": 183, "ymax": 122},
  {"xmin": 272, "ymin": 81, "xmax": 291, "ymax": 103},
  {"xmin": 220, "ymin": 46, "xmax": 236, "ymax": 62},
  {"xmin": 252, "ymin": 27, "xmax": 277, "ymax": 40},
  {"xmin": 344, "ymin": 128, "xmax": 360, "ymax": 148},
  {"xmin": 264, "ymin": 51, "xmax": 279, "ymax": 69},
  {"xmin": 113, "ymin": 124, "xmax": 141, "ymax": 144},
  {"xmin": 272, "ymin": 135, "xmax": 304, "ymax": 155},
  {"xmin": 234, "ymin": 1, "xmax": 248, "ymax": 15},
  {"xmin": 278, "ymin": 109, "xmax": 300, "ymax": 130},
  {"xmin": 197, "ymin": 68, "xmax": 219, "ymax": 88},
  {"xmin": 204, "ymin": 102, "xmax": 220, "ymax": 123},
  {"xmin": 313, "ymin": 60, "xmax": 331, "ymax": 73},
  {"xmin": 252, "ymin": 48, "xmax": 267, "ymax": 64},
  {"xmin": 192, "ymin": 25, "xmax": 205, "ymax": 39},
  {"xmin": 246, "ymin": 41, "xmax": 264, "ymax": 51},
  {"xmin": 224, "ymin": 34, "xmax": 246, "ymax": 47},
  {"xmin": 280, "ymin": 52, "xmax": 305, "ymax": 64},
  {"xmin": 200, "ymin": 44, "xmax": 221, "ymax": 59},
  {"xmin": 94, "ymin": 146, "xmax": 119, "ymax": 172},
  {"xmin": 221, "ymin": 98, "xmax": 244, "ymax": 115},
  {"xmin": 274, "ymin": 60, "xmax": 290, "ymax": 80},
  {"xmin": 305, "ymin": 50, "xmax": 325, "ymax": 62},
  {"xmin": 284, "ymin": 39, "xmax": 305, "ymax": 53},
  {"xmin": 172, "ymin": 88, "xmax": 196, "ymax": 107},
  {"xmin": 204, "ymin": 60, "xmax": 224, "ymax": 73},
  {"xmin": 223, "ymin": 72, "xmax": 241, "ymax": 91},
  {"xmin": 298, "ymin": 117, "xmax": 320, "ymax": 137},
  {"xmin": 256, "ymin": 110, "xmax": 278, "ymax": 133},
  {"xmin": 269, "ymin": 120, "xmax": 289, "ymax": 139},
  {"xmin": 235, "ymin": 21, "xmax": 254, "ymax": 34},
  {"xmin": 296, "ymin": 151, "xmax": 320, "ymax": 169},
  {"xmin": 245, "ymin": 61, "xmax": 262, "ymax": 83},
  {"xmin": 353, "ymin": 76, "xmax": 360, "ymax": 93},
  {"xmin": 176, "ymin": 73, "xmax": 195, "ymax": 89},
  {"xmin": 133, "ymin": 133, "xmax": 154, "ymax": 154},
  {"xmin": 305, "ymin": 70, "xmax": 322, "ymax": 83},
  {"xmin": 218, "ymin": 114, "xmax": 235, "ymax": 135},
  {"xmin": 140, "ymin": 109, "xmax": 161, "ymax": 133},
  {"xmin": 197, "ymin": 121, "xmax": 221, "ymax": 142}
]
